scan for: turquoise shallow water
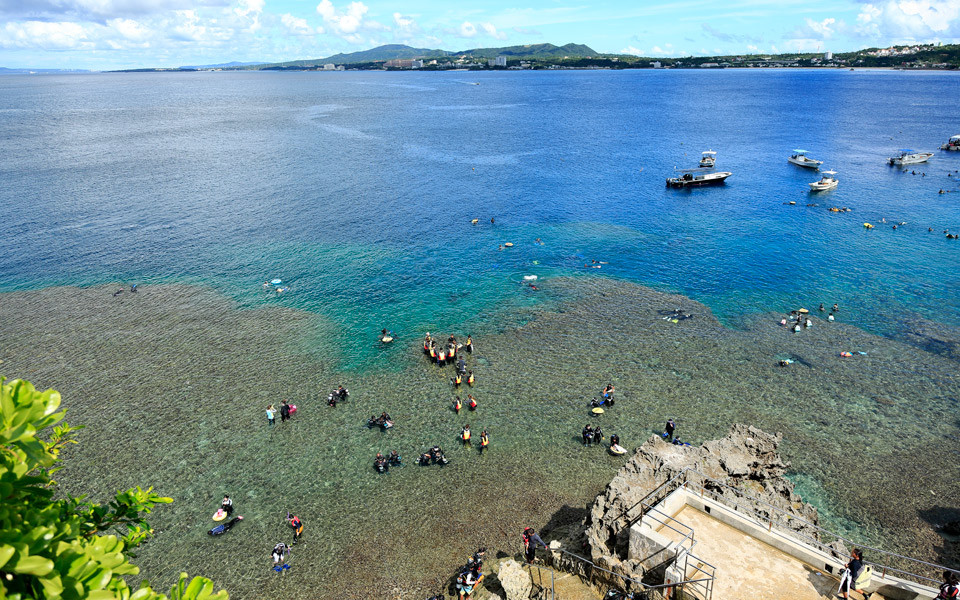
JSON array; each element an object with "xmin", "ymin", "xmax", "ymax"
[
  {"xmin": 1, "ymin": 70, "xmax": 959, "ymax": 597},
  {"xmin": 2, "ymin": 69, "xmax": 960, "ymax": 365}
]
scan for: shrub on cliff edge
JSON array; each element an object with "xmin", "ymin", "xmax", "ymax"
[{"xmin": 0, "ymin": 376, "xmax": 227, "ymax": 600}]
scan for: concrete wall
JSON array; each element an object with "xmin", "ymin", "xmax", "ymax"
[{"xmin": 629, "ymin": 488, "xmax": 940, "ymax": 600}]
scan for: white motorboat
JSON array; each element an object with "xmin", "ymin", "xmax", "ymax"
[
  {"xmin": 667, "ymin": 169, "xmax": 732, "ymax": 187},
  {"xmin": 809, "ymin": 170, "xmax": 838, "ymax": 192},
  {"xmin": 788, "ymin": 149, "xmax": 823, "ymax": 169},
  {"xmin": 940, "ymin": 135, "xmax": 960, "ymax": 151},
  {"xmin": 699, "ymin": 150, "xmax": 716, "ymax": 168},
  {"xmin": 888, "ymin": 149, "xmax": 933, "ymax": 166}
]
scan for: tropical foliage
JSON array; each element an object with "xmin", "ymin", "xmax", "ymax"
[{"xmin": 0, "ymin": 377, "xmax": 227, "ymax": 600}]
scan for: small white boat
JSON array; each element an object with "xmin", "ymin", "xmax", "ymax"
[
  {"xmin": 667, "ymin": 169, "xmax": 732, "ymax": 187},
  {"xmin": 699, "ymin": 150, "xmax": 716, "ymax": 168},
  {"xmin": 888, "ymin": 149, "xmax": 933, "ymax": 166},
  {"xmin": 788, "ymin": 149, "xmax": 823, "ymax": 169},
  {"xmin": 940, "ymin": 135, "xmax": 960, "ymax": 151},
  {"xmin": 809, "ymin": 170, "xmax": 838, "ymax": 192}
]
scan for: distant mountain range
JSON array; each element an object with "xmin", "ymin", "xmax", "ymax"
[
  {"xmin": 254, "ymin": 42, "xmax": 597, "ymax": 68},
  {"xmin": 178, "ymin": 60, "xmax": 266, "ymax": 69}
]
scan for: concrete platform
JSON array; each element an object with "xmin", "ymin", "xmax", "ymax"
[{"xmin": 656, "ymin": 505, "xmax": 880, "ymax": 600}]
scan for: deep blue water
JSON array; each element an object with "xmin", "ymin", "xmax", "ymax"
[{"xmin": 2, "ymin": 69, "xmax": 959, "ymax": 367}]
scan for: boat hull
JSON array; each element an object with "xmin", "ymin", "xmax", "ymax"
[
  {"xmin": 666, "ymin": 172, "xmax": 732, "ymax": 187},
  {"xmin": 889, "ymin": 152, "xmax": 933, "ymax": 165},
  {"xmin": 788, "ymin": 156, "xmax": 823, "ymax": 168},
  {"xmin": 940, "ymin": 144, "xmax": 960, "ymax": 151},
  {"xmin": 809, "ymin": 181, "xmax": 838, "ymax": 192}
]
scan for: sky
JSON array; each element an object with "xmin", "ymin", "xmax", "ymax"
[{"xmin": 1, "ymin": 0, "xmax": 959, "ymax": 69}]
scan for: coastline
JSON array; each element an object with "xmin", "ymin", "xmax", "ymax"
[{"xmin": 1, "ymin": 277, "xmax": 957, "ymax": 598}]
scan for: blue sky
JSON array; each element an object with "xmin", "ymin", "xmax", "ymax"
[{"xmin": 1, "ymin": 0, "xmax": 959, "ymax": 69}]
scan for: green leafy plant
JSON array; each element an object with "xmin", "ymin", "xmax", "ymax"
[{"xmin": 0, "ymin": 377, "xmax": 228, "ymax": 600}]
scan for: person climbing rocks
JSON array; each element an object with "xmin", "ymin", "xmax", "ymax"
[
  {"xmin": 665, "ymin": 419, "xmax": 676, "ymax": 442},
  {"xmin": 522, "ymin": 527, "xmax": 548, "ymax": 564}
]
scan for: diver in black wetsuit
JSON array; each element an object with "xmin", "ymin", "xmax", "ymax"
[{"xmin": 208, "ymin": 516, "xmax": 244, "ymax": 535}]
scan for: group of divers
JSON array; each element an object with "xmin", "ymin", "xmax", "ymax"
[
  {"xmin": 206, "ymin": 495, "xmax": 304, "ymax": 573},
  {"xmin": 371, "ymin": 333, "xmax": 486, "ymax": 473}
]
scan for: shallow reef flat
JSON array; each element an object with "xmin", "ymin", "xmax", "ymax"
[{"xmin": 0, "ymin": 278, "xmax": 957, "ymax": 599}]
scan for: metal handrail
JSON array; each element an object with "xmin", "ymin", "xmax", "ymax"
[
  {"xmin": 678, "ymin": 476, "xmax": 957, "ymax": 586},
  {"xmin": 669, "ymin": 469, "xmax": 959, "ymax": 586},
  {"xmin": 623, "ymin": 472, "xmax": 689, "ymax": 527},
  {"xmin": 555, "ymin": 548, "xmax": 648, "ymax": 590},
  {"xmin": 556, "ymin": 547, "xmax": 717, "ymax": 600},
  {"xmin": 523, "ymin": 562, "xmax": 555, "ymax": 600},
  {"xmin": 639, "ymin": 503, "xmax": 695, "ymax": 553}
]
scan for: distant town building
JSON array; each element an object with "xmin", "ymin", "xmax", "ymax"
[
  {"xmin": 495, "ymin": 55, "xmax": 507, "ymax": 67},
  {"xmin": 651, "ymin": 61, "xmax": 662, "ymax": 69},
  {"xmin": 322, "ymin": 63, "xmax": 336, "ymax": 70},
  {"xmin": 699, "ymin": 62, "xmax": 720, "ymax": 68},
  {"xmin": 384, "ymin": 59, "xmax": 421, "ymax": 69},
  {"xmin": 824, "ymin": 51, "xmax": 833, "ymax": 60}
]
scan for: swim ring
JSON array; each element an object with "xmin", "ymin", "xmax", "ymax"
[{"xmin": 213, "ymin": 509, "xmax": 227, "ymax": 521}]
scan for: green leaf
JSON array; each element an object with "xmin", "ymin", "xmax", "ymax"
[
  {"xmin": 0, "ymin": 544, "xmax": 15, "ymax": 568},
  {"xmin": 11, "ymin": 554, "xmax": 54, "ymax": 576}
]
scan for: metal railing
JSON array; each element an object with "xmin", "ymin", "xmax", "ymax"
[
  {"xmin": 679, "ymin": 477, "xmax": 954, "ymax": 588},
  {"xmin": 629, "ymin": 468, "xmax": 958, "ymax": 589},
  {"xmin": 523, "ymin": 562, "xmax": 555, "ymax": 600},
  {"xmin": 554, "ymin": 548, "xmax": 715, "ymax": 600}
]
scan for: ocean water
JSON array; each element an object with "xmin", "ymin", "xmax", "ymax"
[{"xmin": 1, "ymin": 69, "xmax": 959, "ymax": 598}]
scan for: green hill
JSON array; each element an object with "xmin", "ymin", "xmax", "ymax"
[{"xmin": 247, "ymin": 42, "xmax": 597, "ymax": 69}]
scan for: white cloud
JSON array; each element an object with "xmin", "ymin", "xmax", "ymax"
[
  {"xmin": 0, "ymin": 20, "xmax": 91, "ymax": 49},
  {"xmin": 281, "ymin": 13, "xmax": 317, "ymax": 36},
  {"xmin": 1, "ymin": 0, "xmax": 231, "ymax": 21},
  {"xmin": 458, "ymin": 21, "xmax": 476, "ymax": 37},
  {"xmin": 315, "ymin": 0, "xmax": 380, "ymax": 41},
  {"xmin": 392, "ymin": 12, "xmax": 419, "ymax": 38},
  {"xmin": 619, "ymin": 45, "xmax": 645, "ymax": 56},
  {"xmin": 107, "ymin": 16, "xmax": 151, "ymax": 42},
  {"xmin": 479, "ymin": 22, "xmax": 506, "ymax": 40},
  {"xmin": 455, "ymin": 20, "xmax": 505, "ymax": 40},
  {"xmin": 855, "ymin": 0, "xmax": 960, "ymax": 40}
]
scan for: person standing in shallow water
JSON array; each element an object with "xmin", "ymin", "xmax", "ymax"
[
  {"xmin": 665, "ymin": 419, "xmax": 676, "ymax": 441},
  {"xmin": 266, "ymin": 404, "xmax": 275, "ymax": 426},
  {"xmin": 280, "ymin": 400, "xmax": 291, "ymax": 422}
]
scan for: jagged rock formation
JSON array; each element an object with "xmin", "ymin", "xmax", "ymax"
[
  {"xmin": 497, "ymin": 559, "xmax": 533, "ymax": 600},
  {"xmin": 558, "ymin": 424, "xmax": 820, "ymax": 585}
]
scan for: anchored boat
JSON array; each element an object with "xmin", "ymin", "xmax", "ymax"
[
  {"xmin": 699, "ymin": 150, "xmax": 716, "ymax": 168},
  {"xmin": 888, "ymin": 149, "xmax": 933, "ymax": 166},
  {"xmin": 809, "ymin": 170, "xmax": 838, "ymax": 192},
  {"xmin": 666, "ymin": 169, "xmax": 732, "ymax": 188},
  {"xmin": 787, "ymin": 149, "xmax": 823, "ymax": 169},
  {"xmin": 940, "ymin": 135, "xmax": 960, "ymax": 151}
]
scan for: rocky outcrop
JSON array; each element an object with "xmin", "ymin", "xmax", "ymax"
[
  {"xmin": 577, "ymin": 424, "xmax": 819, "ymax": 581},
  {"xmin": 497, "ymin": 559, "xmax": 532, "ymax": 600}
]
